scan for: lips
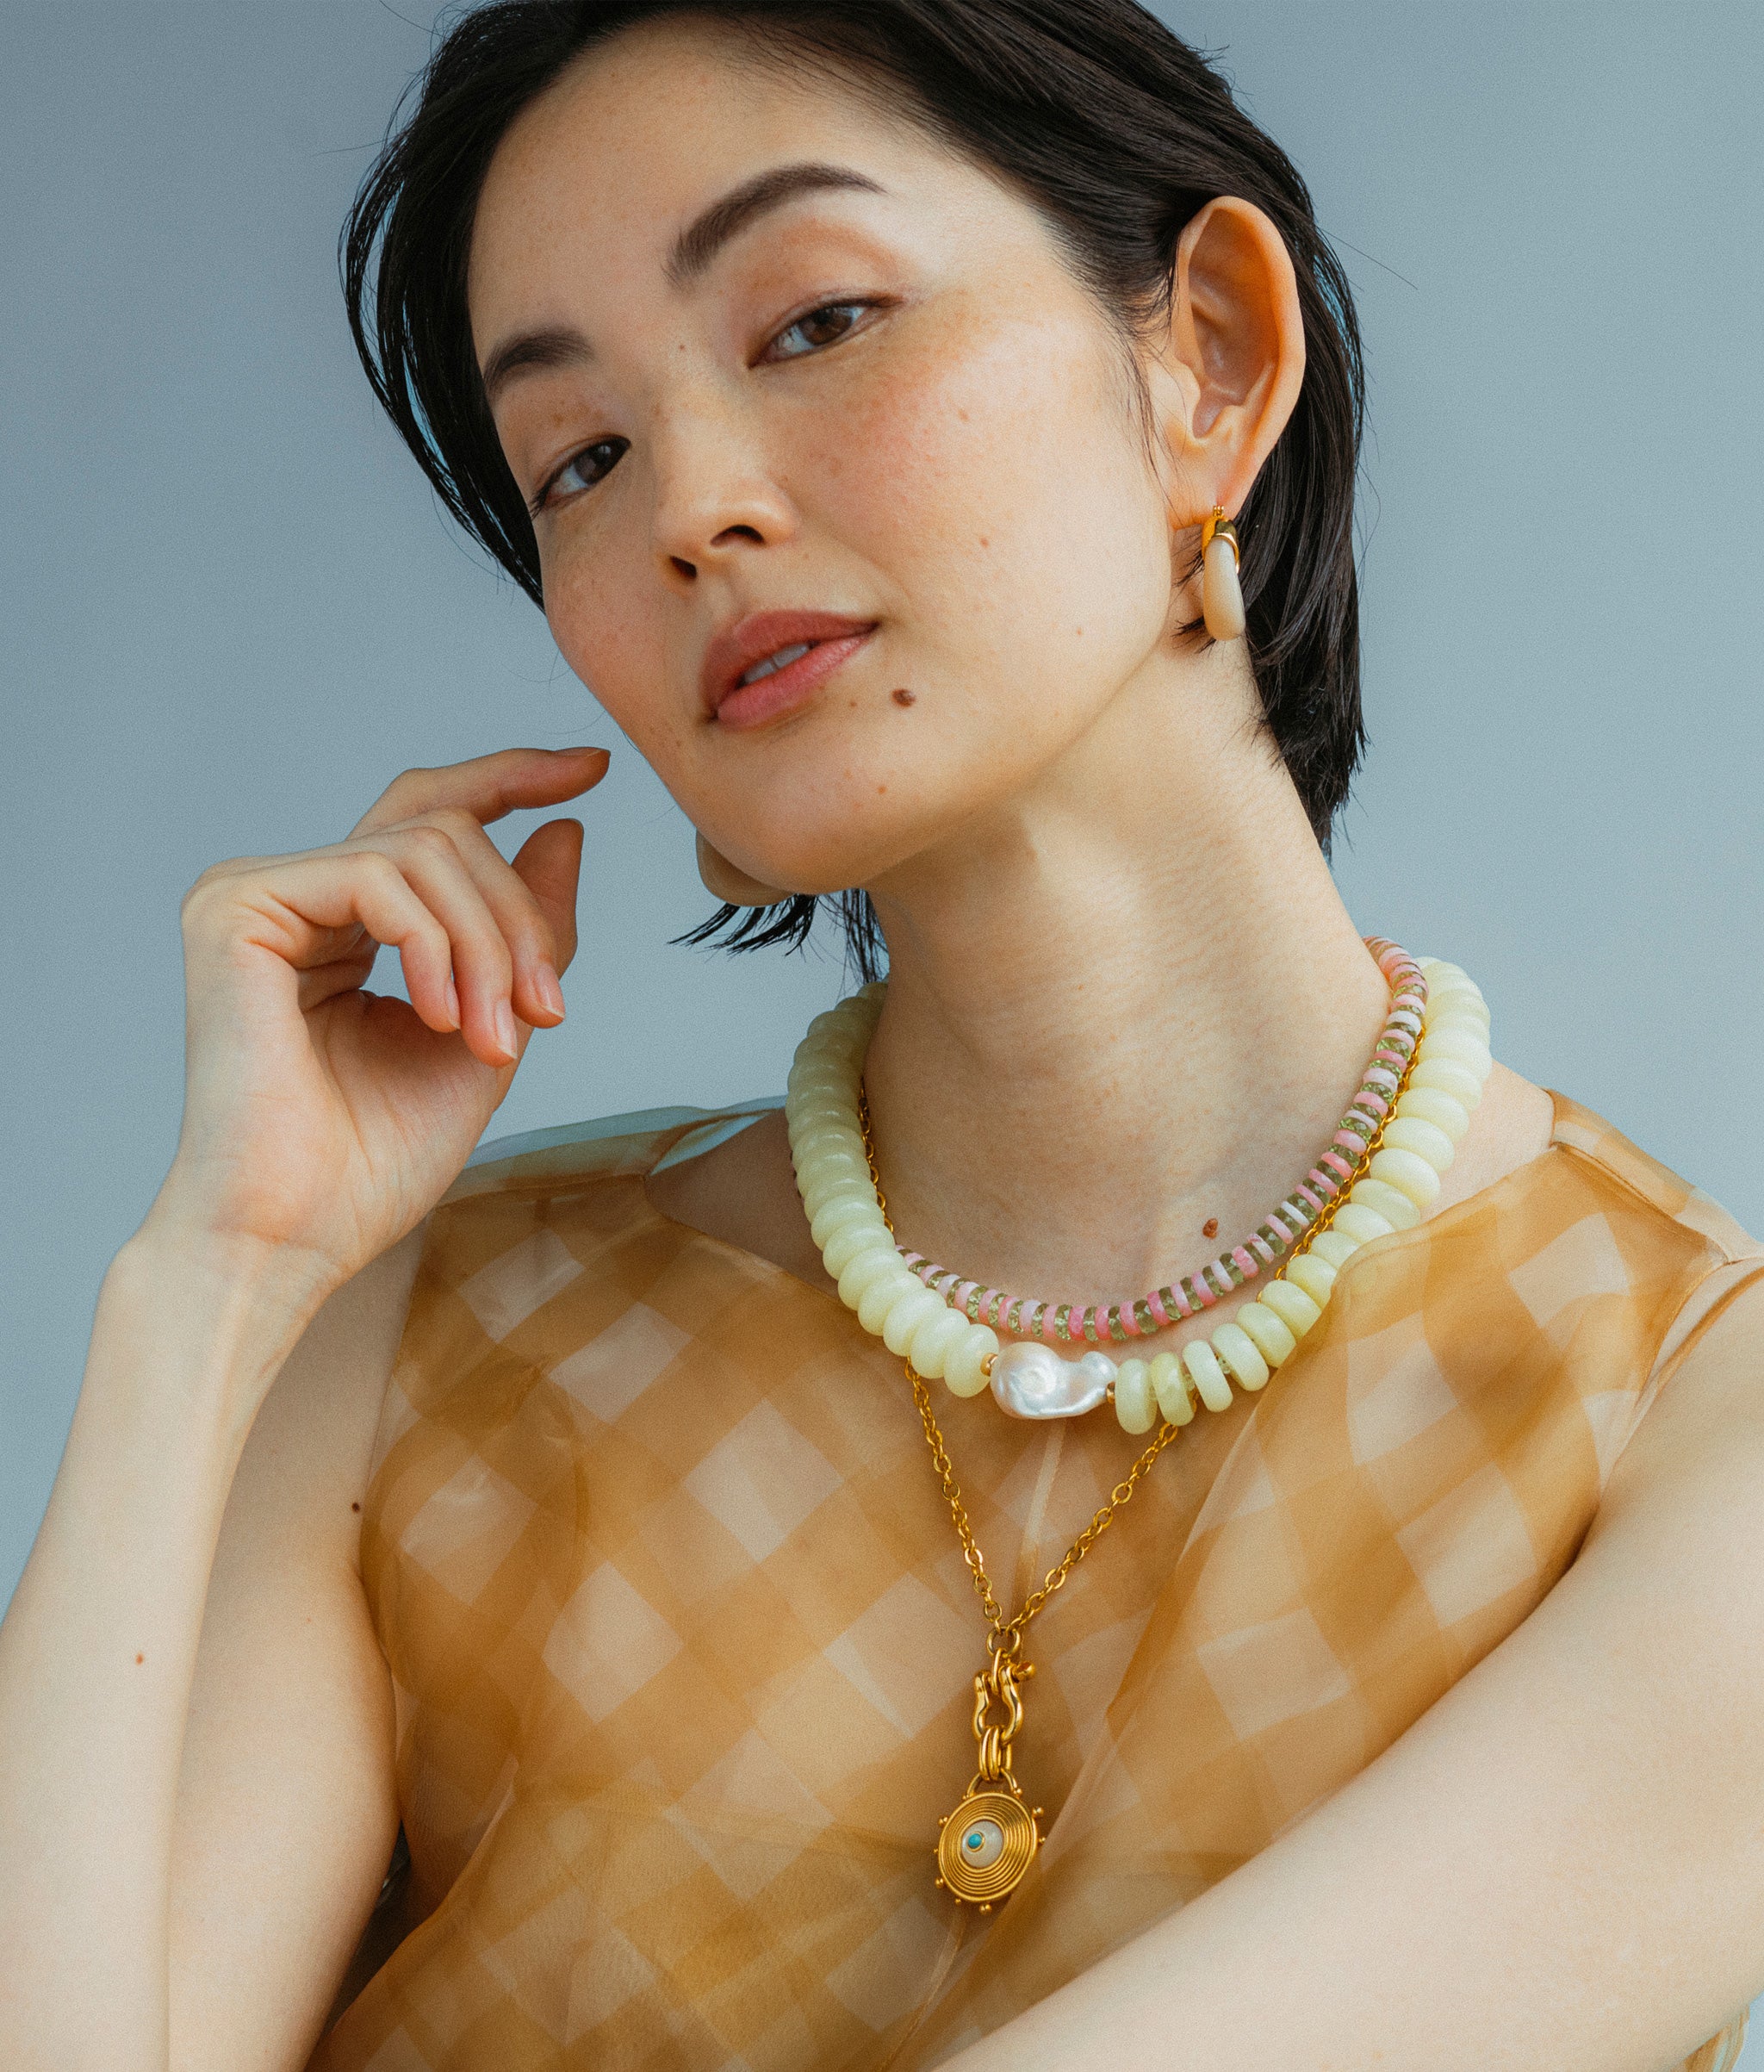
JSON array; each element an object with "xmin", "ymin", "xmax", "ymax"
[{"xmin": 701, "ymin": 609, "xmax": 877, "ymax": 728}]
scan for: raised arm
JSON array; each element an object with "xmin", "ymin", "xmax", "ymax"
[{"xmin": 0, "ymin": 746, "xmax": 605, "ymax": 2072}]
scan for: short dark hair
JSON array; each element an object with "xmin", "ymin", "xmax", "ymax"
[{"xmin": 343, "ymin": 0, "xmax": 1366, "ymax": 981}]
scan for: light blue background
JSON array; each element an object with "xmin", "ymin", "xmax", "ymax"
[{"xmin": 3, "ymin": 2, "xmax": 1761, "ymax": 2050}]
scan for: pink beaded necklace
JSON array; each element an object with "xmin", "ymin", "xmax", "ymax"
[{"xmin": 884, "ymin": 937, "xmax": 1427, "ymax": 1347}]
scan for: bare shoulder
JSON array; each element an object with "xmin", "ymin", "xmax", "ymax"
[
  {"xmin": 645, "ymin": 1106, "xmax": 835, "ymax": 1296},
  {"xmin": 1587, "ymin": 1261, "xmax": 1764, "ymax": 1546},
  {"xmin": 1433, "ymin": 1061, "xmax": 1555, "ymax": 1214}
]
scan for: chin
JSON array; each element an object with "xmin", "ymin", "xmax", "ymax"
[{"xmin": 698, "ymin": 756, "xmax": 974, "ymax": 903}]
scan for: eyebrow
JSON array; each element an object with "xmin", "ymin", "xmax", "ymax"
[
  {"xmin": 479, "ymin": 160, "xmax": 887, "ymax": 406},
  {"xmin": 664, "ymin": 160, "xmax": 885, "ymax": 289}
]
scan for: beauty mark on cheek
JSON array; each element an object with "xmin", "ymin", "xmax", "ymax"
[{"xmin": 892, "ymin": 688, "xmax": 916, "ymax": 706}]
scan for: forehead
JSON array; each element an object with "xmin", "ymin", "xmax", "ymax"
[{"xmin": 467, "ymin": 20, "xmax": 984, "ymax": 338}]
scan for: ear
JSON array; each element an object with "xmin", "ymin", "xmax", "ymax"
[{"xmin": 1147, "ymin": 196, "xmax": 1307, "ymax": 529}]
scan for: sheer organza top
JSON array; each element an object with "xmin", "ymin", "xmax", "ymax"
[{"xmin": 314, "ymin": 1092, "xmax": 1761, "ymax": 2072}]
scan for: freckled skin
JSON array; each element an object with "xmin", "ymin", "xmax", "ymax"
[
  {"xmin": 468, "ymin": 19, "xmax": 1183, "ymax": 898},
  {"xmin": 892, "ymin": 688, "xmax": 916, "ymax": 706},
  {"xmin": 1202, "ymin": 1217, "xmax": 1219, "ymax": 1239}
]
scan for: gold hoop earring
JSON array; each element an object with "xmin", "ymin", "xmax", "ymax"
[
  {"xmin": 1200, "ymin": 506, "xmax": 1245, "ymax": 642},
  {"xmin": 695, "ymin": 831, "xmax": 792, "ymax": 909}
]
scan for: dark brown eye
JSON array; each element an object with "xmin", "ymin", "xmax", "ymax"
[
  {"xmin": 768, "ymin": 302, "xmax": 869, "ymax": 360},
  {"xmin": 533, "ymin": 438, "xmax": 628, "ymax": 514}
]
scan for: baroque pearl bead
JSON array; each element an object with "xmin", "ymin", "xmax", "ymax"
[
  {"xmin": 991, "ymin": 1341, "xmax": 1116, "ymax": 1419},
  {"xmin": 787, "ymin": 953, "xmax": 1494, "ymax": 1429}
]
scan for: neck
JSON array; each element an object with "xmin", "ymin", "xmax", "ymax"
[{"xmin": 860, "ymin": 647, "xmax": 1389, "ymax": 1306}]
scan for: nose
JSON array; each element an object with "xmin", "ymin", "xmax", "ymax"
[{"xmin": 648, "ymin": 393, "xmax": 797, "ymax": 584}]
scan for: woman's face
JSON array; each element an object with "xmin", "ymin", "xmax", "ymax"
[{"xmin": 469, "ymin": 21, "xmax": 1186, "ymax": 897}]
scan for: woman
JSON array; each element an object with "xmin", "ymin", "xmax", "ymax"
[{"xmin": 3, "ymin": 1, "xmax": 1761, "ymax": 2067}]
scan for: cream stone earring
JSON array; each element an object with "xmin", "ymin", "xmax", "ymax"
[
  {"xmin": 695, "ymin": 831, "xmax": 791, "ymax": 908},
  {"xmin": 1200, "ymin": 505, "xmax": 1245, "ymax": 642}
]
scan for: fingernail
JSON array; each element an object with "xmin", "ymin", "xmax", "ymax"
[
  {"xmin": 533, "ymin": 961, "xmax": 565, "ymax": 1020},
  {"xmin": 444, "ymin": 976, "xmax": 461, "ymax": 1030},
  {"xmin": 494, "ymin": 998, "xmax": 519, "ymax": 1060}
]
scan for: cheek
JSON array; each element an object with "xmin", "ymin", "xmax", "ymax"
[
  {"xmin": 811, "ymin": 298, "xmax": 1170, "ymax": 684},
  {"xmin": 542, "ymin": 538, "xmax": 683, "ymax": 763}
]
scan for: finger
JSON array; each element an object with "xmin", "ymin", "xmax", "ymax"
[
  {"xmin": 370, "ymin": 824, "xmax": 525, "ymax": 1067},
  {"xmin": 378, "ymin": 805, "xmax": 572, "ymax": 1030},
  {"xmin": 350, "ymin": 745, "xmax": 609, "ymax": 841},
  {"xmin": 511, "ymin": 818, "xmax": 586, "ymax": 980},
  {"xmin": 187, "ymin": 850, "xmax": 460, "ymax": 1038},
  {"xmin": 295, "ymin": 947, "xmax": 380, "ymax": 1015}
]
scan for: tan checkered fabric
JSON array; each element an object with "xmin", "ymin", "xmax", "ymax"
[{"xmin": 313, "ymin": 1092, "xmax": 1761, "ymax": 2072}]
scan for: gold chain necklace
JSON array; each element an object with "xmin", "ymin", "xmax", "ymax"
[{"xmin": 860, "ymin": 1087, "xmax": 1182, "ymax": 1909}]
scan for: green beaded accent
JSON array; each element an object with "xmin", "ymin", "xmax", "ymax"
[
  {"xmin": 1053, "ymin": 1303, "xmax": 1074, "ymax": 1344},
  {"xmin": 1108, "ymin": 1306, "xmax": 1129, "ymax": 1342}
]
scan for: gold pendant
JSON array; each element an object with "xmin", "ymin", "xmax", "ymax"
[
  {"xmin": 935, "ymin": 1780, "xmax": 1043, "ymax": 1910},
  {"xmin": 933, "ymin": 1649, "xmax": 1045, "ymax": 1909}
]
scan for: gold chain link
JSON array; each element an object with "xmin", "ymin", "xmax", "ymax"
[
  {"xmin": 858, "ymin": 1011, "xmax": 1419, "ymax": 1660},
  {"xmin": 904, "ymin": 1356, "xmax": 1183, "ymax": 1655},
  {"xmin": 860, "ymin": 1083, "xmax": 1180, "ymax": 1661},
  {"xmin": 855, "ymin": 997, "xmax": 1426, "ymax": 1813}
]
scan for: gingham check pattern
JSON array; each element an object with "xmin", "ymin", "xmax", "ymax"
[{"xmin": 313, "ymin": 1094, "xmax": 1761, "ymax": 2072}]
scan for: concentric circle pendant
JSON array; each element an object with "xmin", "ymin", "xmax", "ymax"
[{"xmin": 935, "ymin": 1787, "xmax": 1041, "ymax": 1909}]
